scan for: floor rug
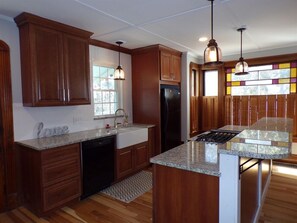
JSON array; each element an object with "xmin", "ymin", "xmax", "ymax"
[{"xmin": 100, "ymin": 171, "xmax": 152, "ymax": 203}]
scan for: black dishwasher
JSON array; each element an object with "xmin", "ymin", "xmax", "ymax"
[{"xmin": 81, "ymin": 135, "xmax": 115, "ymax": 199}]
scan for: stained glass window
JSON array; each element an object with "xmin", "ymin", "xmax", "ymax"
[
  {"xmin": 226, "ymin": 62, "xmax": 297, "ymax": 95},
  {"xmin": 93, "ymin": 66, "xmax": 122, "ymax": 117}
]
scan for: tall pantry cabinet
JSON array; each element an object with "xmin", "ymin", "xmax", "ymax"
[{"xmin": 132, "ymin": 45, "xmax": 181, "ymax": 155}]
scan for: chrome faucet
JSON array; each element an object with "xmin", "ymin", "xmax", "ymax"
[{"xmin": 114, "ymin": 108, "xmax": 128, "ymax": 128}]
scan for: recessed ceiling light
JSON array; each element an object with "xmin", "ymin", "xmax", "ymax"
[{"xmin": 199, "ymin": 37, "xmax": 208, "ymax": 42}]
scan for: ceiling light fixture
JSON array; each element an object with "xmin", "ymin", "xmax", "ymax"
[
  {"xmin": 204, "ymin": 0, "xmax": 222, "ymax": 65},
  {"xmin": 114, "ymin": 40, "xmax": 125, "ymax": 80},
  {"xmin": 235, "ymin": 27, "xmax": 249, "ymax": 75},
  {"xmin": 199, "ymin": 37, "xmax": 208, "ymax": 42}
]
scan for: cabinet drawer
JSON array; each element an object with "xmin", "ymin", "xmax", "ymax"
[
  {"xmin": 42, "ymin": 143, "xmax": 80, "ymax": 165},
  {"xmin": 42, "ymin": 156, "xmax": 80, "ymax": 186},
  {"xmin": 43, "ymin": 177, "xmax": 81, "ymax": 211}
]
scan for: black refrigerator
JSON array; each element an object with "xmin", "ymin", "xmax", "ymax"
[{"xmin": 160, "ymin": 85, "xmax": 181, "ymax": 153}]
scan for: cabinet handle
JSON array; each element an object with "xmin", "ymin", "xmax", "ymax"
[
  {"xmin": 67, "ymin": 89, "xmax": 70, "ymax": 102},
  {"xmin": 62, "ymin": 89, "xmax": 66, "ymax": 102}
]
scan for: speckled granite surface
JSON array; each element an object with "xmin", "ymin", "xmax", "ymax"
[
  {"xmin": 220, "ymin": 117, "xmax": 292, "ymax": 159},
  {"xmin": 151, "ymin": 117, "xmax": 292, "ymax": 176},
  {"xmin": 16, "ymin": 124, "xmax": 153, "ymax": 150},
  {"xmin": 150, "ymin": 141, "xmax": 221, "ymax": 176}
]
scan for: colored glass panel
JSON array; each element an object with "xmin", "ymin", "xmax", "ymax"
[
  {"xmin": 291, "ymin": 62, "xmax": 297, "ymax": 68},
  {"xmin": 291, "ymin": 68, "xmax": 296, "ymax": 77},
  {"xmin": 272, "ymin": 79, "xmax": 279, "ymax": 84},
  {"xmin": 291, "ymin": 83, "xmax": 296, "ymax": 93},
  {"xmin": 291, "ymin": 78, "xmax": 297, "ymax": 83},
  {"xmin": 278, "ymin": 78, "xmax": 290, "ymax": 84},
  {"xmin": 226, "ymin": 82, "xmax": 231, "ymax": 86},
  {"xmin": 279, "ymin": 63, "xmax": 290, "ymax": 69},
  {"xmin": 227, "ymin": 73, "xmax": 232, "ymax": 81},
  {"xmin": 226, "ymin": 86, "xmax": 231, "ymax": 95},
  {"xmin": 232, "ymin": 81, "xmax": 240, "ymax": 86}
]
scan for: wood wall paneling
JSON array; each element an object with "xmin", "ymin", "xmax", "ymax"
[{"xmin": 225, "ymin": 95, "xmax": 297, "ymax": 138}]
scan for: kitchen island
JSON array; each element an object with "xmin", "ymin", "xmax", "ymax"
[{"xmin": 150, "ymin": 117, "xmax": 292, "ymax": 223}]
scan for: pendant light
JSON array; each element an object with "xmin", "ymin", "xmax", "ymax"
[
  {"xmin": 204, "ymin": 0, "xmax": 223, "ymax": 65},
  {"xmin": 114, "ymin": 41, "xmax": 125, "ymax": 80},
  {"xmin": 235, "ymin": 28, "xmax": 249, "ymax": 75}
]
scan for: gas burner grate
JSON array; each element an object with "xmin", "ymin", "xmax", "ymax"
[{"xmin": 196, "ymin": 129, "xmax": 240, "ymax": 144}]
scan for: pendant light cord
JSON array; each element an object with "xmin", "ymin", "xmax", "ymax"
[
  {"xmin": 118, "ymin": 43, "xmax": 121, "ymax": 66},
  {"xmin": 210, "ymin": 0, "xmax": 214, "ymax": 39},
  {"xmin": 240, "ymin": 29, "xmax": 243, "ymax": 58}
]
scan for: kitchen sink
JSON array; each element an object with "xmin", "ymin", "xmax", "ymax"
[{"xmin": 116, "ymin": 126, "xmax": 148, "ymax": 149}]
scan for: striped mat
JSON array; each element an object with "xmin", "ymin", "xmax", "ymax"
[{"xmin": 101, "ymin": 171, "xmax": 152, "ymax": 203}]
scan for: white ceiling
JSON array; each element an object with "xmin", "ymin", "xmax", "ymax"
[{"xmin": 1, "ymin": 0, "xmax": 297, "ymax": 60}]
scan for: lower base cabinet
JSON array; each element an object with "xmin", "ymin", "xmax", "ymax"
[
  {"xmin": 116, "ymin": 142, "xmax": 149, "ymax": 180},
  {"xmin": 18, "ymin": 143, "xmax": 81, "ymax": 216}
]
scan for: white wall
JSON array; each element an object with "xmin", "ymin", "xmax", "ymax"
[{"xmin": 0, "ymin": 18, "xmax": 132, "ymax": 141}]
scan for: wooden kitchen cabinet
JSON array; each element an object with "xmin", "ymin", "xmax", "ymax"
[
  {"xmin": 14, "ymin": 12, "xmax": 92, "ymax": 106},
  {"xmin": 18, "ymin": 143, "xmax": 81, "ymax": 216},
  {"xmin": 116, "ymin": 142, "xmax": 149, "ymax": 180},
  {"xmin": 132, "ymin": 45, "xmax": 181, "ymax": 155},
  {"xmin": 161, "ymin": 51, "xmax": 181, "ymax": 82}
]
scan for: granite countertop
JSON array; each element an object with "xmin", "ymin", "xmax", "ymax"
[
  {"xmin": 16, "ymin": 123, "xmax": 154, "ymax": 151},
  {"xmin": 150, "ymin": 117, "xmax": 292, "ymax": 176},
  {"xmin": 219, "ymin": 117, "xmax": 292, "ymax": 159},
  {"xmin": 150, "ymin": 141, "xmax": 221, "ymax": 176}
]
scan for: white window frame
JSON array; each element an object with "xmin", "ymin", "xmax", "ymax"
[{"xmin": 92, "ymin": 65, "xmax": 123, "ymax": 119}]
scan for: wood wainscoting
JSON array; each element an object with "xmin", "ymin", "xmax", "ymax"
[{"xmin": 225, "ymin": 94, "xmax": 297, "ymax": 139}]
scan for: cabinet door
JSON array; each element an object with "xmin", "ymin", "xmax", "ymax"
[
  {"xmin": 134, "ymin": 142, "xmax": 149, "ymax": 171},
  {"xmin": 116, "ymin": 147, "xmax": 134, "ymax": 180},
  {"xmin": 171, "ymin": 55, "xmax": 181, "ymax": 82},
  {"xmin": 160, "ymin": 51, "xmax": 171, "ymax": 80},
  {"xmin": 63, "ymin": 34, "xmax": 90, "ymax": 105},
  {"xmin": 160, "ymin": 51, "xmax": 181, "ymax": 82},
  {"xmin": 31, "ymin": 25, "xmax": 64, "ymax": 106}
]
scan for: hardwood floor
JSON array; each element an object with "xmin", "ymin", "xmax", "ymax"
[
  {"xmin": 0, "ymin": 190, "xmax": 152, "ymax": 223},
  {"xmin": 1, "ymin": 172, "xmax": 297, "ymax": 223},
  {"xmin": 258, "ymin": 173, "xmax": 297, "ymax": 223}
]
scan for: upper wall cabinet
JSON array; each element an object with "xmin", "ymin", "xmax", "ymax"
[
  {"xmin": 14, "ymin": 12, "xmax": 93, "ymax": 106},
  {"xmin": 160, "ymin": 49, "xmax": 181, "ymax": 82}
]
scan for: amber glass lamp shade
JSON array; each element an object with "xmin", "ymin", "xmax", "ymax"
[
  {"xmin": 114, "ymin": 65, "xmax": 125, "ymax": 80},
  {"xmin": 204, "ymin": 39, "xmax": 222, "ymax": 65},
  {"xmin": 235, "ymin": 58, "xmax": 249, "ymax": 75}
]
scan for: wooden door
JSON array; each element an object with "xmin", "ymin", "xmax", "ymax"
[
  {"xmin": 31, "ymin": 25, "xmax": 64, "ymax": 106},
  {"xmin": 0, "ymin": 41, "xmax": 15, "ymax": 212},
  {"xmin": 189, "ymin": 62, "xmax": 200, "ymax": 137},
  {"xmin": 63, "ymin": 34, "xmax": 90, "ymax": 105}
]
